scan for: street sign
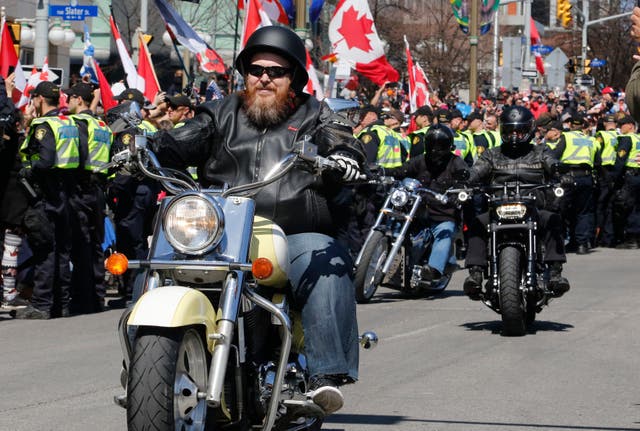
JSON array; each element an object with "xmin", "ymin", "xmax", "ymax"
[
  {"xmin": 574, "ymin": 74, "xmax": 595, "ymax": 86},
  {"xmin": 590, "ymin": 58, "xmax": 607, "ymax": 67},
  {"xmin": 522, "ymin": 69, "xmax": 538, "ymax": 78},
  {"xmin": 49, "ymin": 5, "xmax": 98, "ymax": 21},
  {"xmin": 531, "ymin": 45, "xmax": 553, "ymax": 55}
]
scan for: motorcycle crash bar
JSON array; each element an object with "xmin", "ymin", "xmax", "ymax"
[{"xmin": 105, "ymin": 253, "xmax": 275, "ymax": 281}]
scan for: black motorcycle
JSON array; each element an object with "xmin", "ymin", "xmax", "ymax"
[
  {"xmin": 456, "ymin": 181, "xmax": 565, "ymax": 335},
  {"xmin": 353, "ymin": 177, "xmax": 459, "ymax": 303}
]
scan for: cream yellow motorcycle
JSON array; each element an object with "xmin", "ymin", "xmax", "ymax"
[{"xmin": 106, "ymin": 131, "xmax": 377, "ymax": 431}]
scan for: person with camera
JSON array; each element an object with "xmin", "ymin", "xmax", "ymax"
[
  {"xmin": 463, "ymin": 105, "xmax": 570, "ymax": 300},
  {"xmin": 148, "ymin": 26, "xmax": 364, "ymax": 415}
]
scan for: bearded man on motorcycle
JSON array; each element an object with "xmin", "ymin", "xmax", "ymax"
[
  {"xmin": 383, "ymin": 124, "xmax": 468, "ymax": 281},
  {"xmin": 462, "ymin": 105, "xmax": 571, "ymax": 299},
  {"xmin": 148, "ymin": 25, "xmax": 364, "ymax": 416}
]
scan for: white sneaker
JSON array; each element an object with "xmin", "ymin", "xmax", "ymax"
[{"xmin": 309, "ymin": 385, "xmax": 344, "ymax": 415}]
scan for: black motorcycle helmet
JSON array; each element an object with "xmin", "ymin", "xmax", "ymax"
[
  {"xmin": 500, "ymin": 105, "xmax": 535, "ymax": 150},
  {"xmin": 424, "ymin": 123, "xmax": 455, "ymax": 165},
  {"xmin": 235, "ymin": 26, "xmax": 309, "ymax": 93}
]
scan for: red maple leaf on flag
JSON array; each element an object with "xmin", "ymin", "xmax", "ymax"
[{"xmin": 338, "ymin": 6, "xmax": 373, "ymax": 51}]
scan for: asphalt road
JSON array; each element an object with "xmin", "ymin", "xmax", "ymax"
[{"xmin": 1, "ymin": 247, "xmax": 639, "ymax": 431}]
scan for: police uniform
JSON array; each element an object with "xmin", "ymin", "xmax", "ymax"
[
  {"xmin": 594, "ymin": 116, "xmax": 619, "ymax": 247},
  {"xmin": 69, "ymin": 94, "xmax": 113, "ymax": 313},
  {"xmin": 107, "ymin": 117, "xmax": 159, "ymax": 296},
  {"xmin": 356, "ymin": 122, "xmax": 409, "ymax": 168},
  {"xmin": 18, "ymin": 82, "xmax": 80, "ymax": 318},
  {"xmin": 612, "ymin": 115, "xmax": 640, "ymax": 248},
  {"xmin": 551, "ymin": 116, "xmax": 599, "ymax": 253}
]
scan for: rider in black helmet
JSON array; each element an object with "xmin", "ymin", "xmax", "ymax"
[
  {"xmin": 150, "ymin": 25, "xmax": 366, "ymax": 416},
  {"xmin": 384, "ymin": 123, "xmax": 469, "ymax": 281},
  {"xmin": 463, "ymin": 105, "xmax": 570, "ymax": 299}
]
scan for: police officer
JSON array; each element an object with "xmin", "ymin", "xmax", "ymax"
[
  {"xmin": 65, "ymin": 82, "xmax": 113, "ymax": 313},
  {"xmin": 465, "ymin": 112, "xmax": 494, "ymax": 156},
  {"xmin": 594, "ymin": 114, "xmax": 620, "ymax": 247},
  {"xmin": 436, "ymin": 108, "xmax": 475, "ymax": 166},
  {"xmin": 356, "ymin": 108, "xmax": 409, "ymax": 168},
  {"xmin": 551, "ymin": 112, "xmax": 599, "ymax": 254},
  {"xmin": 612, "ymin": 114, "xmax": 640, "ymax": 248},
  {"xmin": 16, "ymin": 81, "xmax": 80, "ymax": 319},
  {"xmin": 165, "ymin": 94, "xmax": 194, "ymax": 127},
  {"xmin": 106, "ymin": 95, "xmax": 159, "ymax": 301},
  {"xmin": 408, "ymin": 105, "xmax": 434, "ymax": 158}
]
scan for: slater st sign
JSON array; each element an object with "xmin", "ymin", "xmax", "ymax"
[{"xmin": 49, "ymin": 5, "xmax": 98, "ymax": 21}]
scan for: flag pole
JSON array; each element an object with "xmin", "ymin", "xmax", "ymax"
[
  {"xmin": 230, "ymin": 0, "xmax": 242, "ymax": 93},
  {"xmin": 166, "ymin": 26, "xmax": 192, "ymax": 88}
]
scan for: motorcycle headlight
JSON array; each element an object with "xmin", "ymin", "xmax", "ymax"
[
  {"xmin": 390, "ymin": 189, "xmax": 409, "ymax": 207},
  {"xmin": 163, "ymin": 193, "xmax": 224, "ymax": 255},
  {"xmin": 496, "ymin": 203, "xmax": 527, "ymax": 220}
]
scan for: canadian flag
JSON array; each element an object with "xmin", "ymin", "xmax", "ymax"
[
  {"xmin": 328, "ymin": 0, "xmax": 399, "ymax": 86},
  {"xmin": 260, "ymin": 0, "xmax": 289, "ymax": 25},
  {"xmin": 304, "ymin": 49, "xmax": 324, "ymax": 101},
  {"xmin": 241, "ymin": 0, "xmax": 273, "ymax": 48},
  {"xmin": 404, "ymin": 36, "xmax": 430, "ymax": 113},
  {"xmin": 16, "ymin": 58, "xmax": 53, "ymax": 109},
  {"xmin": 109, "ymin": 14, "xmax": 143, "ymax": 92},
  {"xmin": 0, "ymin": 16, "xmax": 27, "ymax": 106},
  {"xmin": 530, "ymin": 18, "xmax": 545, "ymax": 76},
  {"xmin": 92, "ymin": 58, "xmax": 118, "ymax": 112},
  {"xmin": 137, "ymin": 33, "xmax": 161, "ymax": 102}
]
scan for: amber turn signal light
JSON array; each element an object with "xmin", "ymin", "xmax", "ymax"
[
  {"xmin": 251, "ymin": 257, "xmax": 273, "ymax": 280},
  {"xmin": 105, "ymin": 252, "xmax": 129, "ymax": 275}
]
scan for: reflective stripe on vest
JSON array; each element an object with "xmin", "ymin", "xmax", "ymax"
[
  {"xmin": 453, "ymin": 132, "xmax": 474, "ymax": 160},
  {"xmin": 596, "ymin": 130, "xmax": 618, "ymax": 166},
  {"xmin": 72, "ymin": 113, "xmax": 113, "ymax": 172},
  {"xmin": 561, "ymin": 131, "xmax": 597, "ymax": 167},
  {"xmin": 138, "ymin": 120, "xmax": 158, "ymax": 135},
  {"xmin": 625, "ymin": 133, "xmax": 640, "ymax": 168},
  {"xmin": 21, "ymin": 116, "xmax": 80, "ymax": 169},
  {"xmin": 369, "ymin": 125, "xmax": 405, "ymax": 168}
]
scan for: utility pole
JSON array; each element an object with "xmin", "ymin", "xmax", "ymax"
[
  {"xmin": 34, "ymin": 0, "xmax": 49, "ymax": 68},
  {"xmin": 469, "ymin": 0, "xmax": 479, "ymax": 103}
]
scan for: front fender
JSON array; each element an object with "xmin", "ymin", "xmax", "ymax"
[{"xmin": 128, "ymin": 286, "xmax": 218, "ymax": 350}]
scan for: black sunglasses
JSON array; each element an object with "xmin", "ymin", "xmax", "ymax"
[{"xmin": 247, "ymin": 64, "xmax": 292, "ymax": 79}]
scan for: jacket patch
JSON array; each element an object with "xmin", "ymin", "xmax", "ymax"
[
  {"xmin": 35, "ymin": 128, "xmax": 47, "ymax": 140},
  {"xmin": 288, "ymin": 125, "xmax": 298, "ymax": 132}
]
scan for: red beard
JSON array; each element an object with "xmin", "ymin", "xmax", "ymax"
[{"xmin": 242, "ymin": 83, "xmax": 295, "ymax": 128}]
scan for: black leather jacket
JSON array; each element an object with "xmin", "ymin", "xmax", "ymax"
[
  {"xmin": 469, "ymin": 144, "xmax": 560, "ymax": 208},
  {"xmin": 152, "ymin": 93, "xmax": 365, "ymax": 236},
  {"xmin": 470, "ymin": 144, "xmax": 558, "ymax": 185}
]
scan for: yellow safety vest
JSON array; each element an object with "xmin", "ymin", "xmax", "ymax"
[
  {"xmin": 360, "ymin": 124, "xmax": 407, "ymax": 168},
  {"xmin": 560, "ymin": 131, "xmax": 597, "ymax": 167},
  {"xmin": 408, "ymin": 126, "xmax": 429, "ymax": 154},
  {"xmin": 21, "ymin": 116, "xmax": 80, "ymax": 169},
  {"xmin": 72, "ymin": 113, "xmax": 113, "ymax": 173},
  {"xmin": 453, "ymin": 131, "xmax": 475, "ymax": 160},
  {"xmin": 596, "ymin": 130, "xmax": 618, "ymax": 167},
  {"xmin": 623, "ymin": 133, "xmax": 640, "ymax": 169},
  {"xmin": 487, "ymin": 130, "xmax": 501, "ymax": 148}
]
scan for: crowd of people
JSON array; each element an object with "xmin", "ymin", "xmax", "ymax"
[{"xmin": 2, "ymin": 21, "xmax": 640, "ymax": 417}]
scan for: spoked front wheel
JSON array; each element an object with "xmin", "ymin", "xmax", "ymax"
[
  {"xmin": 354, "ymin": 231, "xmax": 389, "ymax": 303},
  {"xmin": 127, "ymin": 327, "xmax": 209, "ymax": 431}
]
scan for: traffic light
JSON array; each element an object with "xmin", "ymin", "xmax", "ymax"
[
  {"xmin": 565, "ymin": 58, "xmax": 575, "ymax": 74},
  {"xmin": 557, "ymin": 0, "xmax": 573, "ymax": 29},
  {"xmin": 584, "ymin": 59, "xmax": 591, "ymax": 75},
  {"xmin": 7, "ymin": 22, "xmax": 21, "ymax": 58}
]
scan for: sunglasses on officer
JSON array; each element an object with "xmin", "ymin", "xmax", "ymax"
[{"xmin": 247, "ymin": 64, "xmax": 292, "ymax": 79}]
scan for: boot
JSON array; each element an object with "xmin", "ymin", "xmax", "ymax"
[
  {"xmin": 548, "ymin": 262, "xmax": 570, "ymax": 298},
  {"xmin": 463, "ymin": 266, "xmax": 484, "ymax": 300},
  {"xmin": 420, "ymin": 265, "xmax": 442, "ymax": 281}
]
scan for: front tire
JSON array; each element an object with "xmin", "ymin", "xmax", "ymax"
[
  {"xmin": 498, "ymin": 247, "xmax": 526, "ymax": 336},
  {"xmin": 127, "ymin": 327, "xmax": 209, "ymax": 431},
  {"xmin": 354, "ymin": 231, "xmax": 389, "ymax": 303}
]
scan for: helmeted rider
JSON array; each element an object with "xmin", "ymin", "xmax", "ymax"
[
  {"xmin": 149, "ymin": 25, "xmax": 365, "ymax": 416},
  {"xmin": 462, "ymin": 105, "xmax": 571, "ymax": 300},
  {"xmin": 384, "ymin": 124, "xmax": 468, "ymax": 281}
]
